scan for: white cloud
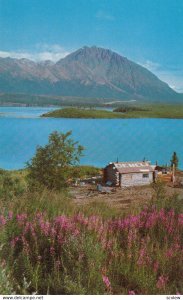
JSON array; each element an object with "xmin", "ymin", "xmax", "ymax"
[
  {"xmin": 140, "ymin": 60, "xmax": 161, "ymax": 72},
  {"xmin": 139, "ymin": 59, "xmax": 183, "ymax": 93},
  {"xmin": 95, "ymin": 10, "xmax": 115, "ymax": 21},
  {"xmin": 0, "ymin": 44, "xmax": 70, "ymax": 62}
]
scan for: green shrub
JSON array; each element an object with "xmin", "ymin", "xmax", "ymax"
[{"xmin": 27, "ymin": 131, "xmax": 84, "ymax": 190}]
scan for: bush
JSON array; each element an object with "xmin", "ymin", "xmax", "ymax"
[
  {"xmin": 0, "ymin": 171, "xmax": 25, "ymax": 201},
  {"xmin": 27, "ymin": 131, "xmax": 84, "ymax": 190}
]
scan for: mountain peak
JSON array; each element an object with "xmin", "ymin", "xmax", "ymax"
[{"xmin": 0, "ymin": 46, "xmax": 179, "ymax": 102}]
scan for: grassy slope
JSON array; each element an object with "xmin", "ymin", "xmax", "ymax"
[{"xmin": 42, "ymin": 105, "xmax": 183, "ymax": 119}]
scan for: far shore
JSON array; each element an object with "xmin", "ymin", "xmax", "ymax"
[{"xmin": 41, "ymin": 105, "xmax": 183, "ymax": 119}]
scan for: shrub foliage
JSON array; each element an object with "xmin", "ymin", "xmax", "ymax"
[{"xmin": 27, "ymin": 131, "xmax": 84, "ymax": 190}]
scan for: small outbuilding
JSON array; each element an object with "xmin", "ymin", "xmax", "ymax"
[
  {"xmin": 103, "ymin": 161, "xmax": 155, "ymax": 187},
  {"xmin": 154, "ymin": 165, "xmax": 174, "ymax": 183}
]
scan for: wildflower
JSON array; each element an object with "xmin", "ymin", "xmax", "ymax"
[
  {"xmin": 178, "ymin": 213, "xmax": 183, "ymax": 225},
  {"xmin": 166, "ymin": 248, "xmax": 174, "ymax": 258},
  {"xmin": 10, "ymin": 236, "xmax": 19, "ymax": 247},
  {"xmin": 128, "ymin": 290, "xmax": 136, "ymax": 295},
  {"xmin": 8, "ymin": 211, "xmax": 13, "ymax": 220},
  {"xmin": 156, "ymin": 275, "xmax": 168, "ymax": 290},
  {"xmin": 39, "ymin": 220, "xmax": 50, "ymax": 236},
  {"xmin": 0, "ymin": 215, "xmax": 6, "ymax": 226},
  {"xmin": 137, "ymin": 247, "xmax": 145, "ymax": 266},
  {"xmin": 137, "ymin": 238, "xmax": 151, "ymax": 267},
  {"xmin": 153, "ymin": 261, "xmax": 159, "ymax": 273},
  {"xmin": 73, "ymin": 228, "xmax": 80, "ymax": 237},
  {"xmin": 127, "ymin": 229, "xmax": 134, "ymax": 249},
  {"xmin": 50, "ymin": 246, "xmax": 55, "ymax": 256},
  {"xmin": 16, "ymin": 213, "xmax": 27, "ymax": 225},
  {"xmin": 55, "ymin": 260, "xmax": 61, "ymax": 269},
  {"xmin": 102, "ymin": 275, "xmax": 111, "ymax": 290}
]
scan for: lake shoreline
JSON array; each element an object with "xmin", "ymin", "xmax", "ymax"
[{"xmin": 42, "ymin": 106, "xmax": 183, "ymax": 119}]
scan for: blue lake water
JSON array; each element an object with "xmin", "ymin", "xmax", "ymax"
[{"xmin": 0, "ymin": 107, "xmax": 183, "ymax": 169}]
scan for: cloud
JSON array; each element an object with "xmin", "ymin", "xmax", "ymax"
[
  {"xmin": 95, "ymin": 10, "xmax": 115, "ymax": 21},
  {"xmin": 0, "ymin": 44, "xmax": 70, "ymax": 62},
  {"xmin": 140, "ymin": 60, "xmax": 161, "ymax": 72},
  {"xmin": 139, "ymin": 59, "xmax": 183, "ymax": 93}
]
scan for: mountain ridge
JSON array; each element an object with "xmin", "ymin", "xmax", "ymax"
[{"xmin": 0, "ymin": 46, "xmax": 181, "ymax": 103}]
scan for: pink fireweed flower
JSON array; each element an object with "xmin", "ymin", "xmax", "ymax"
[
  {"xmin": 102, "ymin": 275, "xmax": 111, "ymax": 290},
  {"xmin": 137, "ymin": 247, "xmax": 146, "ymax": 266},
  {"xmin": 36, "ymin": 212, "xmax": 45, "ymax": 219},
  {"xmin": 54, "ymin": 215, "xmax": 69, "ymax": 228},
  {"xmin": 55, "ymin": 260, "xmax": 61, "ymax": 269},
  {"xmin": 50, "ymin": 227, "xmax": 56, "ymax": 238},
  {"xmin": 128, "ymin": 290, "xmax": 136, "ymax": 295},
  {"xmin": 159, "ymin": 208, "xmax": 166, "ymax": 222},
  {"xmin": 8, "ymin": 211, "xmax": 13, "ymax": 220},
  {"xmin": 39, "ymin": 220, "xmax": 50, "ymax": 236},
  {"xmin": 137, "ymin": 238, "xmax": 151, "ymax": 267},
  {"xmin": 10, "ymin": 236, "xmax": 19, "ymax": 247},
  {"xmin": 73, "ymin": 228, "xmax": 80, "ymax": 237},
  {"xmin": 145, "ymin": 211, "xmax": 158, "ymax": 229},
  {"xmin": 166, "ymin": 248, "xmax": 174, "ymax": 258},
  {"xmin": 16, "ymin": 213, "xmax": 27, "ymax": 225},
  {"xmin": 156, "ymin": 275, "xmax": 168, "ymax": 290},
  {"xmin": 50, "ymin": 246, "xmax": 55, "ymax": 256},
  {"xmin": 73, "ymin": 213, "xmax": 88, "ymax": 226},
  {"xmin": 128, "ymin": 228, "xmax": 137, "ymax": 249},
  {"xmin": 23, "ymin": 221, "xmax": 36, "ymax": 238},
  {"xmin": 178, "ymin": 213, "xmax": 183, "ymax": 225},
  {"xmin": 0, "ymin": 215, "xmax": 6, "ymax": 226},
  {"xmin": 153, "ymin": 261, "xmax": 159, "ymax": 273}
]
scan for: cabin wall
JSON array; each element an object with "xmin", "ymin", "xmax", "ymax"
[
  {"xmin": 104, "ymin": 165, "xmax": 119, "ymax": 186},
  {"xmin": 121, "ymin": 172, "xmax": 153, "ymax": 187}
]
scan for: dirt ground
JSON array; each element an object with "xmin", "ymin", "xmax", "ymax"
[{"xmin": 69, "ymin": 183, "xmax": 183, "ymax": 211}]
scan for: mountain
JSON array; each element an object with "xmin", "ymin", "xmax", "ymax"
[{"xmin": 0, "ymin": 46, "xmax": 181, "ymax": 103}]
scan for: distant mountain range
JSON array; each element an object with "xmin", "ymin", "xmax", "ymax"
[{"xmin": 0, "ymin": 46, "xmax": 182, "ymax": 103}]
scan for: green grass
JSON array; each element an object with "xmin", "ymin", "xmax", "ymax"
[
  {"xmin": 42, "ymin": 104, "xmax": 183, "ymax": 119},
  {"xmin": 118, "ymin": 103, "xmax": 183, "ymax": 118},
  {"xmin": 42, "ymin": 107, "xmax": 127, "ymax": 119}
]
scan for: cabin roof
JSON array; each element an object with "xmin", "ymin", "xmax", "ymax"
[{"xmin": 107, "ymin": 161, "xmax": 155, "ymax": 174}]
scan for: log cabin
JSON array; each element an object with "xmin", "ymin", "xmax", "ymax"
[
  {"xmin": 103, "ymin": 161, "xmax": 155, "ymax": 187},
  {"xmin": 104, "ymin": 161, "xmax": 174, "ymax": 187}
]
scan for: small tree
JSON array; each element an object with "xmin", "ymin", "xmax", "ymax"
[
  {"xmin": 170, "ymin": 151, "xmax": 179, "ymax": 170},
  {"xmin": 27, "ymin": 131, "xmax": 84, "ymax": 190}
]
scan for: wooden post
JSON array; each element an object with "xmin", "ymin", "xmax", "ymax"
[{"xmin": 172, "ymin": 163, "xmax": 175, "ymax": 184}]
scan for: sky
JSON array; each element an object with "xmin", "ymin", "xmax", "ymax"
[{"xmin": 0, "ymin": 0, "xmax": 183, "ymax": 92}]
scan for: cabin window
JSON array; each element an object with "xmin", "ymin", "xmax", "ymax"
[{"xmin": 143, "ymin": 173, "xmax": 149, "ymax": 178}]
